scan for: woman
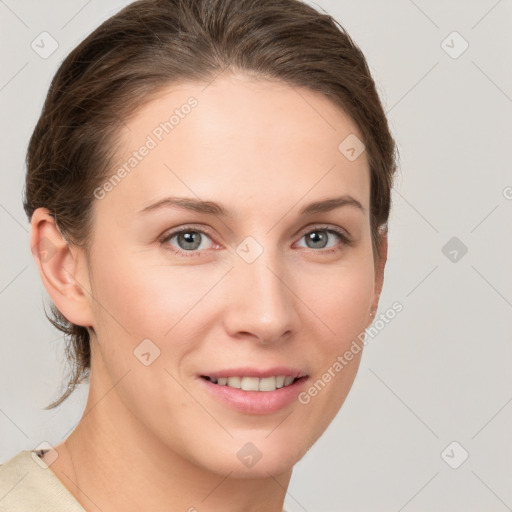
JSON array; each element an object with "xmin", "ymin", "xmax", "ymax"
[{"xmin": 0, "ymin": 0, "xmax": 397, "ymax": 510}]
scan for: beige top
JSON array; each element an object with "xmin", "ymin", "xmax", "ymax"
[{"xmin": 0, "ymin": 449, "xmax": 85, "ymax": 512}]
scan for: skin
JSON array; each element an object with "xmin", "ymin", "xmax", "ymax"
[{"xmin": 31, "ymin": 72, "xmax": 387, "ymax": 512}]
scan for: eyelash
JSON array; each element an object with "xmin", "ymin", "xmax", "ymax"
[{"xmin": 159, "ymin": 224, "xmax": 353, "ymax": 258}]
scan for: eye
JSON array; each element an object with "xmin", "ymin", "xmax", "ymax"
[
  {"xmin": 160, "ymin": 227, "xmax": 216, "ymax": 256},
  {"xmin": 295, "ymin": 225, "xmax": 352, "ymax": 253}
]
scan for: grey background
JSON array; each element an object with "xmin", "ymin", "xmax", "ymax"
[{"xmin": 1, "ymin": 1, "xmax": 511, "ymax": 511}]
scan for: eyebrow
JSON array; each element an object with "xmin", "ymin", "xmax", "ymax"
[{"xmin": 137, "ymin": 194, "xmax": 365, "ymax": 217}]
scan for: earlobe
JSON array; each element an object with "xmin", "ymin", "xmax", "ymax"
[{"xmin": 30, "ymin": 208, "xmax": 94, "ymax": 328}]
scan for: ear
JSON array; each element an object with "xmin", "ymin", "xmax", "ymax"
[
  {"xmin": 30, "ymin": 208, "xmax": 94, "ymax": 328},
  {"xmin": 369, "ymin": 227, "xmax": 388, "ymax": 320}
]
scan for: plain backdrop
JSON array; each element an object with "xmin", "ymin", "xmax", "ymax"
[{"xmin": 1, "ymin": 1, "xmax": 511, "ymax": 511}]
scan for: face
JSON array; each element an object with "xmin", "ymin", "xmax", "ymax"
[{"xmin": 82, "ymin": 73, "xmax": 382, "ymax": 477}]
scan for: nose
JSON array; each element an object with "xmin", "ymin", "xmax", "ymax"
[{"xmin": 221, "ymin": 245, "xmax": 300, "ymax": 345}]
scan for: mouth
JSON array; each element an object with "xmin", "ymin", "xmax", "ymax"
[
  {"xmin": 198, "ymin": 369, "xmax": 309, "ymax": 414},
  {"xmin": 200, "ymin": 375, "xmax": 305, "ymax": 392}
]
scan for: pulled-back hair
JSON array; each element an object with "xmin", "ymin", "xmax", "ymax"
[{"xmin": 24, "ymin": 0, "xmax": 398, "ymax": 409}]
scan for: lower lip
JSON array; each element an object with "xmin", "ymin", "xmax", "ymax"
[{"xmin": 200, "ymin": 377, "xmax": 308, "ymax": 415}]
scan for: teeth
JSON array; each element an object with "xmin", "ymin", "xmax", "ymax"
[
  {"xmin": 284, "ymin": 376, "xmax": 294, "ymax": 386},
  {"xmin": 210, "ymin": 375, "xmax": 297, "ymax": 392},
  {"xmin": 227, "ymin": 376, "xmax": 241, "ymax": 389},
  {"xmin": 241, "ymin": 377, "xmax": 259, "ymax": 391},
  {"xmin": 258, "ymin": 376, "xmax": 276, "ymax": 391}
]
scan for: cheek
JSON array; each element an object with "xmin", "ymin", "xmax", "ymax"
[
  {"xmin": 294, "ymin": 254, "xmax": 375, "ymax": 423},
  {"xmin": 86, "ymin": 248, "xmax": 231, "ymax": 391},
  {"xmin": 86, "ymin": 250, "xmax": 206, "ymax": 423},
  {"xmin": 298, "ymin": 253, "xmax": 376, "ymax": 343},
  {"xmin": 89, "ymin": 250, "xmax": 213, "ymax": 339}
]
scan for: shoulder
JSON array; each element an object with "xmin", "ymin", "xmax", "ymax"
[{"xmin": 0, "ymin": 450, "xmax": 85, "ymax": 511}]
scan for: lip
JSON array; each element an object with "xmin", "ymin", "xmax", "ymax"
[{"xmin": 198, "ymin": 367, "xmax": 309, "ymax": 415}]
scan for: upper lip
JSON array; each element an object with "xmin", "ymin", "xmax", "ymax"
[{"xmin": 200, "ymin": 367, "xmax": 309, "ymax": 379}]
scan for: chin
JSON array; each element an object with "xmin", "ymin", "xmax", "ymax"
[{"xmin": 196, "ymin": 434, "xmax": 311, "ymax": 479}]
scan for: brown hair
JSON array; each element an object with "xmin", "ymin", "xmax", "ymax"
[{"xmin": 24, "ymin": 0, "xmax": 398, "ymax": 409}]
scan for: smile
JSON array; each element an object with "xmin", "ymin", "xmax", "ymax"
[
  {"xmin": 199, "ymin": 369, "xmax": 310, "ymax": 414},
  {"xmin": 202, "ymin": 375, "xmax": 298, "ymax": 392}
]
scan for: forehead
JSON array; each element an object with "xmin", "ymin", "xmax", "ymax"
[{"xmin": 97, "ymin": 73, "xmax": 370, "ymax": 219}]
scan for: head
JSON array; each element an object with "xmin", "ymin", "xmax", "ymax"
[{"xmin": 25, "ymin": 0, "xmax": 397, "ymax": 477}]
